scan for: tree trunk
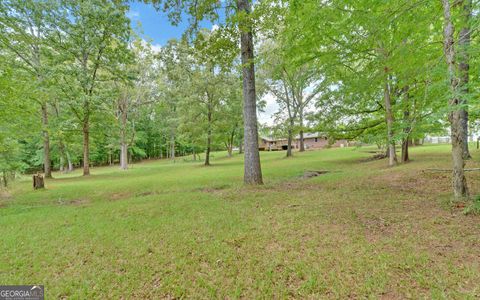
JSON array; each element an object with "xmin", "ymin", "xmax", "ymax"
[
  {"xmin": 205, "ymin": 101, "xmax": 212, "ymax": 166},
  {"xmin": 442, "ymin": 0, "xmax": 469, "ymax": 198},
  {"xmin": 227, "ymin": 127, "xmax": 235, "ymax": 158},
  {"xmin": 286, "ymin": 124, "xmax": 293, "ymax": 157},
  {"xmin": 58, "ymin": 140, "xmax": 66, "ymax": 172},
  {"xmin": 205, "ymin": 136, "xmax": 211, "ymax": 166},
  {"xmin": 120, "ymin": 142, "xmax": 128, "ymax": 170},
  {"xmin": 401, "ymin": 109, "xmax": 410, "ymax": 163},
  {"xmin": 82, "ymin": 120, "xmax": 90, "ymax": 176},
  {"xmin": 384, "ymin": 86, "xmax": 397, "ymax": 166},
  {"xmin": 238, "ymin": 0, "xmax": 263, "ymax": 185},
  {"xmin": 299, "ymin": 112, "xmax": 305, "ymax": 152},
  {"xmin": 119, "ymin": 107, "xmax": 128, "ymax": 170},
  {"xmin": 41, "ymin": 103, "xmax": 52, "ymax": 178},
  {"xmin": 384, "ymin": 79, "xmax": 397, "ymax": 166},
  {"xmin": 33, "ymin": 173, "xmax": 44, "ymax": 190},
  {"xmin": 66, "ymin": 150, "xmax": 73, "ymax": 172},
  {"xmin": 2, "ymin": 171, "xmax": 7, "ymax": 188},
  {"xmin": 239, "ymin": 141, "xmax": 243, "ymax": 154},
  {"xmin": 59, "ymin": 155, "xmax": 64, "ymax": 172},
  {"xmin": 401, "ymin": 138, "xmax": 409, "ymax": 163},
  {"xmin": 458, "ymin": 0, "xmax": 472, "ymax": 159},
  {"xmin": 170, "ymin": 135, "xmax": 175, "ymax": 160}
]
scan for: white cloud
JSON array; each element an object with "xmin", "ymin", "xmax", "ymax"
[
  {"xmin": 140, "ymin": 39, "xmax": 162, "ymax": 54},
  {"xmin": 127, "ymin": 10, "xmax": 140, "ymax": 20},
  {"xmin": 258, "ymin": 93, "xmax": 278, "ymax": 126},
  {"xmin": 150, "ymin": 43, "xmax": 162, "ymax": 54}
]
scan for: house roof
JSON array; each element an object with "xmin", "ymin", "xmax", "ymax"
[
  {"xmin": 295, "ymin": 132, "xmax": 327, "ymax": 139},
  {"xmin": 261, "ymin": 132, "xmax": 327, "ymax": 142},
  {"xmin": 260, "ymin": 136, "xmax": 276, "ymax": 142}
]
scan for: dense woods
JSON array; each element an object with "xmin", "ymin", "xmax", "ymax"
[{"xmin": 1, "ymin": 0, "xmax": 479, "ymax": 197}]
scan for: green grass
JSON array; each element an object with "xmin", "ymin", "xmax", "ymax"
[{"xmin": 1, "ymin": 145, "xmax": 480, "ymax": 298}]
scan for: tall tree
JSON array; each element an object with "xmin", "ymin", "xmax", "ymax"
[
  {"xmin": 53, "ymin": 0, "xmax": 131, "ymax": 175},
  {"xmin": 144, "ymin": 0, "xmax": 263, "ymax": 183},
  {"xmin": 442, "ymin": 0, "xmax": 469, "ymax": 198},
  {"xmin": 457, "ymin": 0, "xmax": 472, "ymax": 159},
  {"xmin": 0, "ymin": 0, "xmax": 59, "ymax": 178}
]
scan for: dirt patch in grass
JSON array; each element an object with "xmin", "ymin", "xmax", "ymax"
[
  {"xmin": 302, "ymin": 170, "xmax": 332, "ymax": 179},
  {"xmin": 360, "ymin": 153, "xmax": 387, "ymax": 162},
  {"xmin": 58, "ymin": 198, "xmax": 89, "ymax": 206},
  {"xmin": 195, "ymin": 184, "xmax": 231, "ymax": 194},
  {"xmin": 135, "ymin": 191, "xmax": 157, "ymax": 197},
  {"xmin": 109, "ymin": 191, "xmax": 132, "ymax": 201}
]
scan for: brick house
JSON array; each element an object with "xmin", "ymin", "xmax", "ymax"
[{"xmin": 259, "ymin": 132, "xmax": 350, "ymax": 151}]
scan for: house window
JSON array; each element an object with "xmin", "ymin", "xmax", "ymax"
[{"xmin": 314, "ymin": 138, "xmax": 318, "ymax": 142}]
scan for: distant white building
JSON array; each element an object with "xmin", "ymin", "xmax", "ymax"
[{"xmin": 425, "ymin": 128, "xmax": 480, "ymax": 144}]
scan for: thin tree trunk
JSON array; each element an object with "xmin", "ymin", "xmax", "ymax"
[
  {"xmin": 2, "ymin": 171, "xmax": 7, "ymax": 188},
  {"xmin": 41, "ymin": 103, "xmax": 52, "ymax": 178},
  {"xmin": 239, "ymin": 141, "xmax": 243, "ymax": 154},
  {"xmin": 299, "ymin": 112, "xmax": 305, "ymax": 152},
  {"xmin": 170, "ymin": 135, "xmax": 175, "ymax": 160},
  {"xmin": 66, "ymin": 150, "xmax": 73, "ymax": 172},
  {"xmin": 384, "ymin": 79, "xmax": 397, "ymax": 166},
  {"xmin": 286, "ymin": 128, "xmax": 293, "ymax": 157},
  {"xmin": 82, "ymin": 120, "xmax": 90, "ymax": 176},
  {"xmin": 205, "ymin": 107, "xmax": 212, "ymax": 166},
  {"xmin": 227, "ymin": 127, "xmax": 235, "ymax": 158},
  {"xmin": 238, "ymin": 0, "xmax": 263, "ymax": 185},
  {"xmin": 58, "ymin": 139, "xmax": 66, "ymax": 172},
  {"xmin": 458, "ymin": 0, "xmax": 472, "ymax": 159},
  {"xmin": 442, "ymin": 0, "xmax": 469, "ymax": 198},
  {"xmin": 401, "ymin": 138, "xmax": 409, "ymax": 163},
  {"xmin": 205, "ymin": 135, "xmax": 211, "ymax": 165},
  {"xmin": 119, "ymin": 109, "xmax": 128, "ymax": 170},
  {"xmin": 401, "ymin": 108, "xmax": 410, "ymax": 163},
  {"xmin": 120, "ymin": 142, "xmax": 128, "ymax": 170}
]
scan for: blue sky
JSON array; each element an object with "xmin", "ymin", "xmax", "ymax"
[
  {"xmin": 127, "ymin": 3, "xmax": 217, "ymax": 47},
  {"xmin": 127, "ymin": 2, "xmax": 278, "ymax": 125}
]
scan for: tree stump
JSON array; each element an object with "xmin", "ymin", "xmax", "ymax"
[{"xmin": 33, "ymin": 173, "xmax": 45, "ymax": 190}]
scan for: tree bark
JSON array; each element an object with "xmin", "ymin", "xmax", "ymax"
[
  {"xmin": 41, "ymin": 103, "xmax": 52, "ymax": 178},
  {"xmin": 2, "ymin": 171, "xmax": 7, "ymax": 188},
  {"xmin": 227, "ymin": 127, "xmax": 236, "ymax": 158},
  {"xmin": 458, "ymin": 0, "xmax": 472, "ymax": 159},
  {"xmin": 82, "ymin": 120, "xmax": 90, "ymax": 176},
  {"xmin": 170, "ymin": 134, "xmax": 175, "ymax": 160},
  {"xmin": 205, "ymin": 107, "xmax": 212, "ymax": 166},
  {"xmin": 33, "ymin": 173, "xmax": 44, "ymax": 189},
  {"xmin": 237, "ymin": 0, "xmax": 263, "ymax": 185},
  {"xmin": 442, "ymin": 0, "xmax": 469, "ymax": 198},
  {"xmin": 401, "ymin": 138, "xmax": 409, "ymax": 163},
  {"xmin": 384, "ymin": 79, "xmax": 397, "ymax": 166},
  {"xmin": 120, "ymin": 142, "xmax": 128, "ymax": 170},
  {"xmin": 286, "ymin": 128, "xmax": 293, "ymax": 157},
  {"xmin": 66, "ymin": 150, "xmax": 73, "ymax": 172},
  {"xmin": 119, "ymin": 104, "xmax": 128, "ymax": 170},
  {"xmin": 401, "ymin": 108, "xmax": 410, "ymax": 163},
  {"xmin": 299, "ymin": 112, "xmax": 305, "ymax": 152},
  {"xmin": 58, "ymin": 139, "xmax": 66, "ymax": 172}
]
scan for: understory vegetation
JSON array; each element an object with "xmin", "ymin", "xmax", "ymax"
[{"xmin": 1, "ymin": 145, "xmax": 479, "ymax": 298}]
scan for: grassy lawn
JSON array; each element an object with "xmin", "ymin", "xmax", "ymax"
[{"xmin": 1, "ymin": 144, "xmax": 480, "ymax": 298}]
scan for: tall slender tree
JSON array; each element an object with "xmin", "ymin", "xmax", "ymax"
[
  {"xmin": 442, "ymin": 0, "xmax": 469, "ymax": 198},
  {"xmin": 0, "ymin": 0, "xmax": 58, "ymax": 178}
]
